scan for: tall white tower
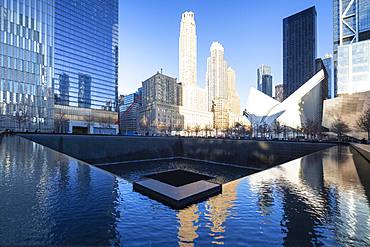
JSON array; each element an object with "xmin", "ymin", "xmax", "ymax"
[
  {"xmin": 179, "ymin": 11, "xmax": 197, "ymax": 86},
  {"xmin": 206, "ymin": 41, "xmax": 228, "ymax": 111}
]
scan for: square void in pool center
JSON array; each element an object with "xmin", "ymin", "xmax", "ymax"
[
  {"xmin": 145, "ymin": 170, "xmax": 214, "ymax": 187},
  {"xmin": 133, "ymin": 169, "xmax": 222, "ymax": 209}
]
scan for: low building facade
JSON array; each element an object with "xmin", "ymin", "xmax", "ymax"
[
  {"xmin": 119, "ymin": 90, "xmax": 142, "ymax": 135},
  {"xmin": 138, "ymin": 72, "xmax": 184, "ymax": 135},
  {"xmin": 322, "ymin": 91, "xmax": 370, "ymax": 140},
  {"xmin": 54, "ymin": 105, "xmax": 118, "ymax": 135}
]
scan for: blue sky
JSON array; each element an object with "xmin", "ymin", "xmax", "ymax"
[{"xmin": 119, "ymin": 0, "xmax": 332, "ymax": 107}]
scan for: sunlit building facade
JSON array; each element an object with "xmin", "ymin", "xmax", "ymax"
[
  {"xmin": 53, "ymin": 0, "xmax": 119, "ymax": 134},
  {"xmin": 333, "ymin": 0, "xmax": 370, "ymax": 96},
  {"xmin": 206, "ymin": 41, "xmax": 228, "ymax": 112},
  {"xmin": 337, "ymin": 40, "xmax": 370, "ymax": 95},
  {"xmin": 227, "ymin": 67, "xmax": 240, "ymax": 116},
  {"xmin": 323, "ymin": 91, "xmax": 370, "ymax": 140},
  {"xmin": 179, "ymin": 11, "xmax": 196, "ymax": 87},
  {"xmin": 206, "ymin": 42, "xmax": 241, "ymax": 130},
  {"xmin": 246, "ymin": 70, "xmax": 327, "ymax": 130},
  {"xmin": 138, "ymin": 72, "xmax": 184, "ymax": 135},
  {"xmin": 119, "ymin": 89, "xmax": 142, "ymax": 135},
  {"xmin": 178, "ymin": 11, "xmax": 212, "ymax": 129},
  {"xmin": 0, "ymin": 0, "xmax": 55, "ymax": 132}
]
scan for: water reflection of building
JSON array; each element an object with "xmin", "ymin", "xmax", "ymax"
[
  {"xmin": 177, "ymin": 204, "xmax": 200, "ymax": 247},
  {"xmin": 204, "ymin": 180, "xmax": 240, "ymax": 244},
  {"xmin": 248, "ymin": 145, "xmax": 370, "ymax": 245},
  {"xmin": 322, "ymin": 146, "xmax": 370, "ymax": 243},
  {"xmin": 176, "ymin": 180, "xmax": 241, "ymax": 246}
]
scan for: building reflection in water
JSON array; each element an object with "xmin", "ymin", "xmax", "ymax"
[
  {"xmin": 322, "ymin": 145, "xmax": 370, "ymax": 245},
  {"xmin": 176, "ymin": 179, "xmax": 241, "ymax": 246},
  {"xmin": 177, "ymin": 180, "xmax": 240, "ymax": 247},
  {"xmin": 205, "ymin": 180, "xmax": 240, "ymax": 245},
  {"xmin": 177, "ymin": 204, "xmax": 200, "ymax": 247},
  {"xmin": 0, "ymin": 136, "xmax": 121, "ymax": 245},
  {"xmin": 248, "ymin": 145, "xmax": 370, "ymax": 246}
]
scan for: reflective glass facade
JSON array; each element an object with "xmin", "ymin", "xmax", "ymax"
[
  {"xmin": 322, "ymin": 56, "xmax": 333, "ymax": 98},
  {"xmin": 337, "ymin": 40, "xmax": 370, "ymax": 94},
  {"xmin": 0, "ymin": 0, "xmax": 55, "ymax": 131},
  {"xmin": 333, "ymin": 0, "xmax": 370, "ymax": 96},
  {"xmin": 257, "ymin": 65, "xmax": 273, "ymax": 97},
  {"xmin": 283, "ymin": 6, "xmax": 317, "ymax": 99},
  {"xmin": 54, "ymin": 0, "xmax": 118, "ymax": 112}
]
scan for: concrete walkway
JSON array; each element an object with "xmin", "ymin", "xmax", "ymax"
[{"xmin": 352, "ymin": 143, "xmax": 370, "ymax": 162}]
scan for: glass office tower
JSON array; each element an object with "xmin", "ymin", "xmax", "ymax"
[
  {"xmin": 333, "ymin": 0, "xmax": 370, "ymax": 97},
  {"xmin": 0, "ymin": 0, "xmax": 55, "ymax": 132},
  {"xmin": 283, "ymin": 6, "xmax": 317, "ymax": 99},
  {"xmin": 54, "ymin": 0, "xmax": 118, "ymax": 110},
  {"xmin": 53, "ymin": 0, "xmax": 119, "ymax": 134},
  {"xmin": 257, "ymin": 65, "xmax": 273, "ymax": 97}
]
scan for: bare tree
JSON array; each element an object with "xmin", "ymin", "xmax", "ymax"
[
  {"xmin": 194, "ymin": 124, "xmax": 201, "ymax": 137},
  {"xmin": 14, "ymin": 106, "xmax": 28, "ymax": 131},
  {"xmin": 331, "ymin": 119, "xmax": 350, "ymax": 141},
  {"xmin": 174, "ymin": 125, "xmax": 182, "ymax": 136},
  {"xmin": 185, "ymin": 125, "xmax": 192, "ymax": 137},
  {"xmin": 272, "ymin": 120, "xmax": 282, "ymax": 139},
  {"xmin": 303, "ymin": 119, "xmax": 315, "ymax": 139},
  {"xmin": 282, "ymin": 125, "xmax": 288, "ymax": 140},
  {"xmin": 84, "ymin": 113, "xmax": 95, "ymax": 134},
  {"xmin": 204, "ymin": 124, "xmax": 212, "ymax": 137},
  {"xmin": 55, "ymin": 112, "xmax": 67, "ymax": 133},
  {"xmin": 357, "ymin": 108, "xmax": 370, "ymax": 141}
]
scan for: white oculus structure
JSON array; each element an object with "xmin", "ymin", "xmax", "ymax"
[{"xmin": 245, "ymin": 70, "xmax": 326, "ymax": 129}]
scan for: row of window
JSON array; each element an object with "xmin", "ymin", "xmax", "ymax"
[
  {"xmin": 0, "ymin": 55, "xmax": 41, "ymax": 74},
  {"xmin": 0, "ymin": 79, "xmax": 48, "ymax": 95}
]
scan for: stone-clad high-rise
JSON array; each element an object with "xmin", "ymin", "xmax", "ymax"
[
  {"xmin": 179, "ymin": 11, "xmax": 197, "ymax": 87},
  {"xmin": 206, "ymin": 42, "xmax": 228, "ymax": 112},
  {"xmin": 178, "ymin": 11, "xmax": 212, "ymax": 129},
  {"xmin": 206, "ymin": 42, "xmax": 241, "ymax": 130}
]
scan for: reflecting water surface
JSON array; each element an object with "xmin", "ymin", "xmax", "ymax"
[{"xmin": 1, "ymin": 136, "xmax": 370, "ymax": 246}]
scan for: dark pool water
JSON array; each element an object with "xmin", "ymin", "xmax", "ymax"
[
  {"xmin": 100, "ymin": 158, "xmax": 255, "ymax": 184},
  {"xmin": 1, "ymin": 136, "xmax": 370, "ymax": 246}
]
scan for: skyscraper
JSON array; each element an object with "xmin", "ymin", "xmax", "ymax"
[
  {"xmin": 179, "ymin": 11, "xmax": 197, "ymax": 86},
  {"xmin": 138, "ymin": 72, "xmax": 183, "ymax": 135},
  {"xmin": 322, "ymin": 54, "xmax": 333, "ymax": 98},
  {"xmin": 178, "ymin": 12, "xmax": 212, "ymax": 129},
  {"xmin": 53, "ymin": 0, "xmax": 119, "ymax": 134},
  {"xmin": 227, "ymin": 67, "xmax": 240, "ymax": 115},
  {"xmin": 275, "ymin": 84, "xmax": 284, "ymax": 102},
  {"xmin": 333, "ymin": 0, "xmax": 370, "ymax": 96},
  {"xmin": 206, "ymin": 42, "xmax": 228, "ymax": 112},
  {"xmin": 337, "ymin": 40, "xmax": 370, "ymax": 94},
  {"xmin": 206, "ymin": 42, "xmax": 240, "ymax": 130},
  {"xmin": 283, "ymin": 6, "xmax": 317, "ymax": 99},
  {"xmin": 0, "ymin": 0, "xmax": 55, "ymax": 132},
  {"xmin": 257, "ymin": 65, "xmax": 273, "ymax": 97}
]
